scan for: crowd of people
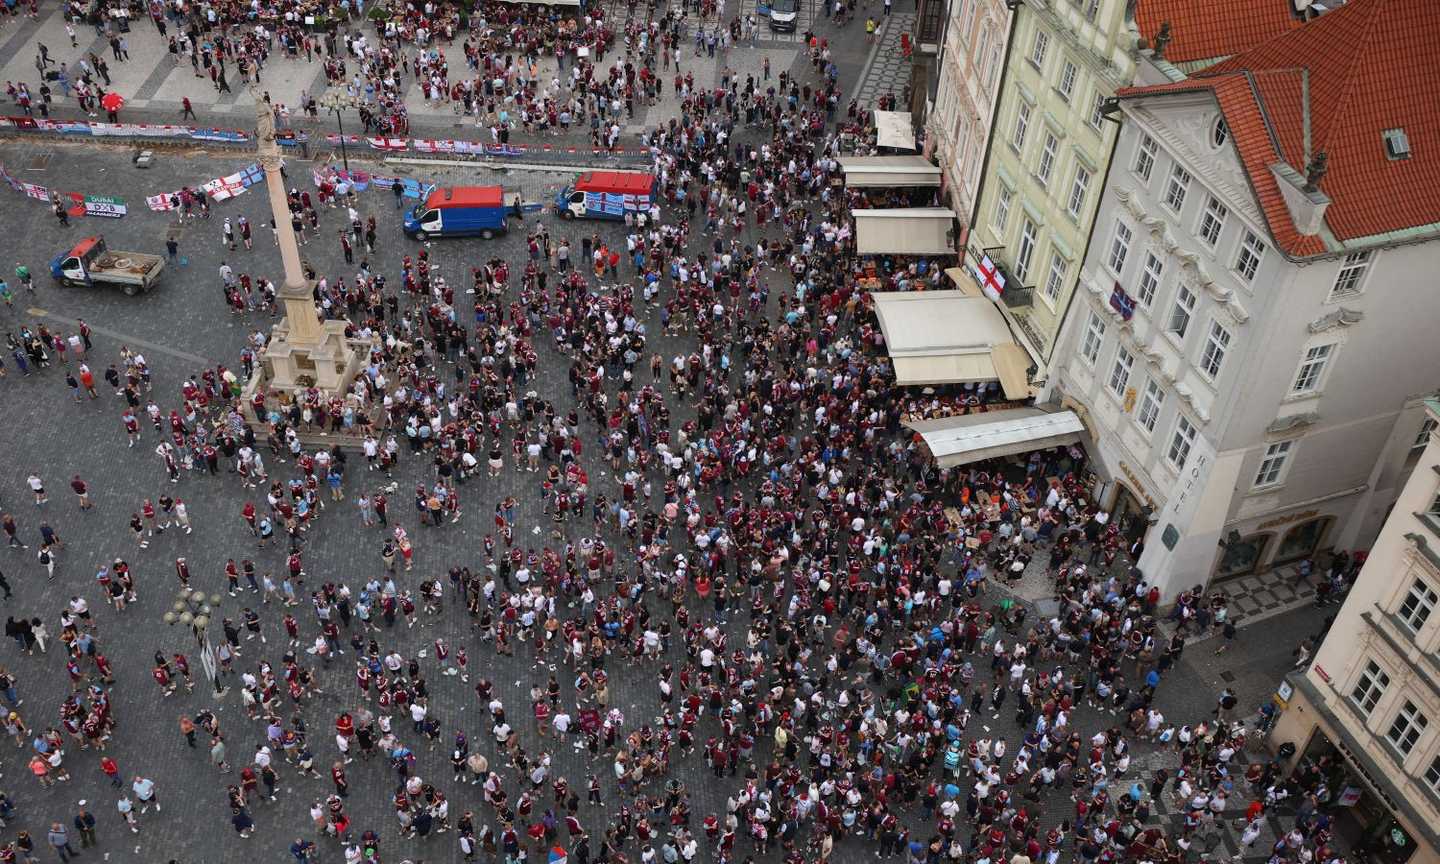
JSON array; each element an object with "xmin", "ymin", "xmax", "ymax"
[{"xmin": 0, "ymin": 1, "xmax": 1362, "ymax": 864}]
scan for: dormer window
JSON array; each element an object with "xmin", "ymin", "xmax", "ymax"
[{"xmin": 1383, "ymin": 128, "xmax": 1411, "ymax": 161}]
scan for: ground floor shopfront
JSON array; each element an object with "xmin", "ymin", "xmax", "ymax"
[
  {"xmin": 1059, "ymin": 396, "xmax": 1360, "ymax": 602},
  {"xmin": 1272, "ymin": 676, "xmax": 1435, "ymax": 864}
]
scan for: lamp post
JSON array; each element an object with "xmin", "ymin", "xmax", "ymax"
[
  {"xmin": 318, "ymin": 87, "xmax": 359, "ymax": 173},
  {"xmin": 163, "ymin": 588, "xmax": 228, "ymax": 699}
]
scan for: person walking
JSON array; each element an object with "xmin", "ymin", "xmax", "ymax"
[
  {"xmin": 69, "ymin": 476, "xmax": 90, "ymax": 510},
  {"xmin": 26, "ymin": 474, "xmax": 46, "ymax": 506},
  {"xmin": 72, "ymin": 805, "xmax": 97, "ymax": 848},
  {"xmin": 131, "ymin": 775, "xmax": 159, "ymax": 813},
  {"xmin": 116, "ymin": 796, "xmax": 138, "ymax": 833},
  {"xmin": 181, "ymin": 96, "xmax": 196, "ymax": 120},
  {"xmin": 46, "ymin": 822, "xmax": 76, "ymax": 861}
]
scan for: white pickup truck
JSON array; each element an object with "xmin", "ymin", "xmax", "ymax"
[{"xmin": 49, "ymin": 236, "xmax": 165, "ymax": 296}]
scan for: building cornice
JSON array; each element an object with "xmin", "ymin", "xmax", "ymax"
[{"xmin": 1308, "ymin": 307, "xmax": 1364, "ymax": 334}]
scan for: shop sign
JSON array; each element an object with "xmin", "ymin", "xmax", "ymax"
[
  {"xmin": 1258, "ymin": 509, "xmax": 1319, "ymax": 531},
  {"xmin": 1109, "ymin": 282, "xmax": 1136, "ymax": 321},
  {"xmin": 1116, "ymin": 462, "xmax": 1157, "ymax": 509},
  {"xmin": 1336, "ymin": 786, "xmax": 1363, "ymax": 807}
]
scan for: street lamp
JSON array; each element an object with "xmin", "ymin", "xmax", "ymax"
[
  {"xmin": 317, "ymin": 87, "xmax": 359, "ymax": 173},
  {"xmin": 162, "ymin": 588, "xmax": 228, "ymax": 699}
]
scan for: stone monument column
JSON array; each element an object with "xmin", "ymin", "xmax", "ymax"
[
  {"xmin": 241, "ymin": 88, "xmax": 363, "ymax": 437},
  {"xmin": 254, "ymin": 90, "xmax": 320, "ymax": 343}
]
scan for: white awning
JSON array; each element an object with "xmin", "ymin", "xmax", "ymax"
[
  {"xmin": 870, "ymin": 290, "xmax": 1031, "ymax": 397},
  {"xmin": 906, "ymin": 408, "xmax": 1084, "ymax": 468},
  {"xmin": 838, "ymin": 155, "xmax": 941, "ymax": 187},
  {"xmin": 854, "ymin": 208, "xmax": 957, "ymax": 255},
  {"xmin": 873, "ymin": 110, "xmax": 915, "ymax": 150}
]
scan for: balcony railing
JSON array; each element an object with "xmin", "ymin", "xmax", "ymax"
[{"xmin": 1003, "ymin": 285, "xmax": 1034, "ymax": 309}]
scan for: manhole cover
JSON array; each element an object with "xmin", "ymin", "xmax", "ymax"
[
  {"xmin": 1220, "ymin": 670, "xmax": 1236, "ymax": 682},
  {"xmin": 27, "ymin": 153, "xmax": 51, "ymax": 171}
]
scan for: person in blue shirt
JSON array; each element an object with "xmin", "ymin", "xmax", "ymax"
[{"xmin": 290, "ymin": 838, "xmax": 317, "ymax": 860}]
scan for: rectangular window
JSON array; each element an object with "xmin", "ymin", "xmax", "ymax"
[
  {"xmin": 1137, "ymin": 252, "xmax": 1164, "ymax": 307},
  {"xmin": 1399, "ymin": 579, "xmax": 1439, "ymax": 632},
  {"xmin": 1386, "ymin": 700, "xmax": 1429, "ymax": 756},
  {"xmin": 1329, "ymin": 251, "xmax": 1373, "ymax": 301},
  {"xmin": 1350, "ymin": 660, "xmax": 1391, "ymax": 716},
  {"xmin": 992, "ymin": 184, "xmax": 1013, "ymax": 234},
  {"xmin": 1168, "ymin": 415, "xmax": 1197, "ymax": 469},
  {"xmin": 1036, "ymin": 133, "xmax": 1058, "ymax": 187},
  {"xmin": 1236, "ymin": 229, "xmax": 1267, "ymax": 282},
  {"xmin": 1427, "ymin": 757, "xmax": 1440, "ymax": 795},
  {"xmin": 1414, "ymin": 417, "xmax": 1437, "ymax": 450},
  {"xmin": 1044, "ymin": 251, "xmax": 1067, "ymax": 302},
  {"xmin": 1200, "ymin": 320, "xmax": 1231, "ymax": 379},
  {"xmin": 1028, "ymin": 28, "xmax": 1050, "ymax": 70},
  {"xmin": 1163, "ymin": 164, "xmax": 1191, "ymax": 212},
  {"xmin": 1198, "ymin": 195, "xmax": 1228, "ymax": 247},
  {"xmin": 1108, "ymin": 345, "xmax": 1134, "ymax": 398},
  {"xmin": 1253, "ymin": 440, "xmax": 1292, "ymax": 488},
  {"xmin": 1085, "ymin": 0, "xmax": 1100, "ymax": 19},
  {"xmin": 1058, "ymin": 60, "xmax": 1077, "ymax": 102},
  {"xmin": 1137, "ymin": 378, "xmax": 1165, "ymax": 433},
  {"xmin": 1107, "ymin": 220, "xmax": 1132, "ymax": 275},
  {"xmin": 1291, "ymin": 344, "xmax": 1334, "ymax": 395},
  {"xmin": 1089, "ymin": 92, "xmax": 1106, "ymax": 131},
  {"xmin": 1134, "ymin": 133, "xmax": 1157, "ymax": 181},
  {"xmin": 1067, "ymin": 165, "xmax": 1091, "ymax": 219},
  {"xmin": 1011, "ymin": 101, "xmax": 1032, "ymax": 153},
  {"xmin": 1168, "ymin": 285, "xmax": 1196, "ymax": 338},
  {"xmin": 1081, "ymin": 311, "xmax": 1106, "ymax": 366},
  {"xmin": 1015, "ymin": 219, "xmax": 1038, "ymax": 283}
]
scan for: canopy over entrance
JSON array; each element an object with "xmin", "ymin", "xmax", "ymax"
[
  {"xmin": 870, "ymin": 290, "xmax": 1030, "ymax": 398},
  {"xmin": 838, "ymin": 156, "xmax": 941, "ymax": 187},
  {"xmin": 853, "ymin": 208, "xmax": 957, "ymax": 255},
  {"xmin": 905, "ymin": 408, "xmax": 1084, "ymax": 468}
]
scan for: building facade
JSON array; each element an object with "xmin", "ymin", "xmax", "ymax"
[
  {"xmin": 927, "ymin": 0, "xmax": 1010, "ymax": 223},
  {"xmin": 1270, "ymin": 399, "xmax": 1440, "ymax": 864},
  {"xmin": 1045, "ymin": 0, "xmax": 1440, "ymax": 600},
  {"xmin": 962, "ymin": 0, "xmax": 1138, "ymax": 369}
]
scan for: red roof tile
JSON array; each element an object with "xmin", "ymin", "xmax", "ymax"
[
  {"xmin": 1134, "ymin": 0, "xmax": 1303, "ymax": 66},
  {"xmin": 1121, "ymin": 0, "xmax": 1440, "ymax": 257}
]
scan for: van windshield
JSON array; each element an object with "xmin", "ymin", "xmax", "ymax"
[{"xmin": 771, "ymin": 0, "xmax": 797, "ymax": 13}]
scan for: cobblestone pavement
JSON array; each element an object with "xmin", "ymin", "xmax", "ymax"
[
  {"xmin": 854, "ymin": 11, "xmax": 915, "ymax": 107},
  {"xmin": 0, "ymin": 137, "xmax": 1314, "ymax": 864}
]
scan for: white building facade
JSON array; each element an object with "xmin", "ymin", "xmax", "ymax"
[{"xmin": 1048, "ymin": 87, "xmax": 1440, "ymax": 601}]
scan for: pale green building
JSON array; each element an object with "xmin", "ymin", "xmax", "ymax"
[{"xmin": 964, "ymin": 0, "xmax": 1139, "ymax": 377}]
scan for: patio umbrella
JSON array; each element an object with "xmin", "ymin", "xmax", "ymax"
[
  {"xmin": 548, "ymin": 847, "xmax": 567, "ymax": 864},
  {"xmin": 101, "ymin": 92, "xmax": 125, "ymax": 112}
]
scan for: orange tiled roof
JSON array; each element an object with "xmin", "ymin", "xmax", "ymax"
[
  {"xmin": 1134, "ymin": 0, "xmax": 1303, "ymax": 66},
  {"xmin": 1120, "ymin": 0, "xmax": 1440, "ymax": 257}
]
